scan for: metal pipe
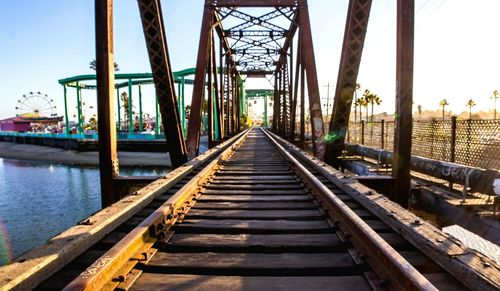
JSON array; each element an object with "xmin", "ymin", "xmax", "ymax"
[{"xmin": 345, "ymin": 143, "xmax": 500, "ymax": 195}]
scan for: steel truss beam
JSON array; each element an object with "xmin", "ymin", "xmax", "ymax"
[
  {"xmin": 325, "ymin": 0, "xmax": 372, "ymax": 165},
  {"xmin": 96, "ymin": 0, "xmax": 119, "ymax": 207},
  {"xmin": 138, "ymin": 0, "xmax": 188, "ymax": 167},
  {"xmin": 187, "ymin": 0, "xmax": 324, "ymax": 158},
  {"xmin": 393, "ymin": 0, "xmax": 414, "ymax": 207}
]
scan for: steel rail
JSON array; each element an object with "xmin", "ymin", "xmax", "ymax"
[
  {"xmin": 0, "ymin": 131, "xmax": 247, "ymax": 291},
  {"xmin": 63, "ymin": 129, "xmax": 252, "ymax": 291},
  {"xmin": 262, "ymin": 128, "xmax": 437, "ymax": 291}
]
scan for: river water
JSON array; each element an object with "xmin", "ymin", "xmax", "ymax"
[{"xmin": 0, "ymin": 158, "xmax": 168, "ymax": 266}]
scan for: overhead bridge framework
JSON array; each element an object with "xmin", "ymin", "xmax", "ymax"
[
  {"xmin": 95, "ymin": 0, "xmax": 415, "ymax": 208},
  {"xmin": 185, "ymin": 0, "xmax": 326, "ymax": 159}
]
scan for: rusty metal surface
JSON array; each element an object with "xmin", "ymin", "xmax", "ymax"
[
  {"xmin": 63, "ymin": 129, "xmax": 252, "ymax": 290},
  {"xmin": 392, "ymin": 0, "xmax": 415, "ymax": 208},
  {"xmin": 270, "ymin": 130, "xmax": 500, "ymax": 291},
  {"xmin": 345, "ymin": 143, "xmax": 500, "ymax": 196},
  {"xmin": 325, "ymin": 0, "xmax": 372, "ymax": 165},
  {"xmin": 138, "ymin": 0, "xmax": 188, "ymax": 167},
  {"xmin": 264, "ymin": 129, "xmax": 437, "ymax": 291},
  {"xmin": 299, "ymin": 3, "xmax": 325, "ymax": 159},
  {"xmin": 186, "ymin": 5, "xmax": 213, "ymax": 158},
  {"xmin": 95, "ymin": 0, "xmax": 120, "ymax": 207}
]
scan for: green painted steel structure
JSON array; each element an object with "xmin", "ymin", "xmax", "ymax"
[
  {"xmin": 59, "ymin": 71, "xmax": 195, "ymax": 135},
  {"xmin": 58, "ymin": 69, "xmax": 250, "ymax": 137}
]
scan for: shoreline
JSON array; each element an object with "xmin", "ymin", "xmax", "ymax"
[{"xmin": 0, "ymin": 142, "xmax": 176, "ymax": 167}]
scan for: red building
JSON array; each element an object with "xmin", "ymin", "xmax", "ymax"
[{"xmin": 0, "ymin": 117, "xmax": 31, "ymax": 132}]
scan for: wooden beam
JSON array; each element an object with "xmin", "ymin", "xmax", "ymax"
[{"xmin": 95, "ymin": 0, "xmax": 119, "ymax": 207}]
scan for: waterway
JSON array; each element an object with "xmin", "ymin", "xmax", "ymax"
[{"xmin": 0, "ymin": 158, "xmax": 168, "ymax": 266}]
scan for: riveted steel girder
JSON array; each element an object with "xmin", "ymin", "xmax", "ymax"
[
  {"xmin": 393, "ymin": 0, "xmax": 415, "ymax": 207},
  {"xmin": 96, "ymin": 0, "xmax": 119, "ymax": 207},
  {"xmin": 138, "ymin": 0, "xmax": 188, "ymax": 167},
  {"xmin": 325, "ymin": 0, "xmax": 372, "ymax": 165}
]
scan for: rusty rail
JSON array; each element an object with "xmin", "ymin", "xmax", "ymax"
[
  {"xmin": 63, "ymin": 129, "xmax": 252, "ymax": 290},
  {"xmin": 263, "ymin": 129, "xmax": 437, "ymax": 291},
  {"xmin": 271, "ymin": 131, "xmax": 500, "ymax": 291}
]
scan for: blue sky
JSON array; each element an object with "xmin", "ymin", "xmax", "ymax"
[{"xmin": 1, "ymin": 0, "xmax": 499, "ymax": 121}]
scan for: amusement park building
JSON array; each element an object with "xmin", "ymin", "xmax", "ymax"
[{"xmin": 0, "ymin": 117, "xmax": 31, "ymax": 132}]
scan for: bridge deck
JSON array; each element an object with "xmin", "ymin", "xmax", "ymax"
[{"xmin": 1, "ymin": 128, "xmax": 498, "ymax": 290}]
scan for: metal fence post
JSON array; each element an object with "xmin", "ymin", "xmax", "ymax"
[
  {"xmin": 449, "ymin": 116, "xmax": 457, "ymax": 190},
  {"xmin": 361, "ymin": 120, "xmax": 365, "ymax": 145},
  {"xmin": 381, "ymin": 119, "xmax": 385, "ymax": 149}
]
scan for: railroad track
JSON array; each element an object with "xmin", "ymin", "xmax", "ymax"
[{"xmin": 4, "ymin": 127, "xmax": 498, "ymax": 290}]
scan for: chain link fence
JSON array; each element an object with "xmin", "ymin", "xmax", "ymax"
[{"xmin": 348, "ymin": 118, "xmax": 500, "ymax": 170}]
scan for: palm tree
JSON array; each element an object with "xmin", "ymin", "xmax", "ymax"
[
  {"xmin": 352, "ymin": 83, "xmax": 361, "ymax": 122},
  {"xmin": 361, "ymin": 89, "xmax": 382, "ymax": 122},
  {"xmin": 360, "ymin": 92, "xmax": 369, "ymax": 121},
  {"xmin": 466, "ymin": 99, "xmax": 476, "ymax": 119},
  {"xmin": 353, "ymin": 98, "xmax": 361, "ymax": 124},
  {"xmin": 492, "ymin": 90, "xmax": 499, "ymax": 120},
  {"xmin": 439, "ymin": 99, "xmax": 449, "ymax": 120},
  {"xmin": 367, "ymin": 92, "xmax": 382, "ymax": 122},
  {"xmin": 89, "ymin": 59, "xmax": 120, "ymax": 72}
]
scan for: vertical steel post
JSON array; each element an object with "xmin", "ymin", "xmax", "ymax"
[
  {"xmin": 186, "ymin": 3, "xmax": 213, "ymax": 157},
  {"xmin": 299, "ymin": 2, "xmax": 325, "ymax": 159},
  {"xmin": 116, "ymin": 88, "xmax": 121, "ymax": 132},
  {"xmin": 449, "ymin": 115, "xmax": 457, "ymax": 190},
  {"xmin": 381, "ymin": 119, "xmax": 385, "ymax": 149},
  {"xmin": 139, "ymin": 85, "xmax": 143, "ymax": 132},
  {"xmin": 155, "ymin": 95, "xmax": 160, "ymax": 135},
  {"xmin": 63, "ymin": 84, "xmax": 70, "ymax": 134},
  {"xmin": 225, "ymin": 62, "xmax": 230, "ymax": 136},
  {"xmin": 219, "ymin": 38, "xmax": 225, "ymax": 139},
  {"xmin": 207, "ymin": 28, "xmax": 214, "ymax": 147},
  {"xmin": 393, "ymin": 0, "xmax": 414, "ymax": 208},
  {"xmin": 211, "ymin": 31, "xmax": 221, "ymax": 141},
  {"xmin": 177, "ymin": 81, "xmax": 182, "ymax": 117},
  {"xmin": 264, "ymin": 94, "xmax": 268, "ymax": 127},
  {"xmin": 76, "ymin": 82, "xmax": 83, "ymax": 134},
  {"xmin": 127, "ymin": 79, "xmax": 133, "ymax": 133},
  {"xmin": 291, "ymin": 34, "xmax": 301, "ymax": 141},
  {"xmin": 300, "ymin": 48, "xmax": 305, "ymax": 146},
  {"xmin": 361, "ymin": 120, "xmax": 365, "ymax": 145},
  {"xmin": 95, "ymin": 0, "xmax": 119, "ymax": 207},
  {"xmin": 181, "ymin": 77, "xmax": 186, "ymax": 134},
  {"xmin": 274, "ymin": 70, "xmax": 281, "ymax": 133}
]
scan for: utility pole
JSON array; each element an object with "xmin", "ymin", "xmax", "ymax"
[{"xmin": 323, "ymin": 82, "xmax": 331, "ymax": 117}]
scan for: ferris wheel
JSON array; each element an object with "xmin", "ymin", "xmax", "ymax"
[{"xmin": 16, "ymin": 91, "xmax": 57, "ymax": 118}]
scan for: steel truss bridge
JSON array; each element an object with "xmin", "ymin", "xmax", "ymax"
[{"xmin": 0, "ymin": 1, "xmax": 499, "ymax": 290}]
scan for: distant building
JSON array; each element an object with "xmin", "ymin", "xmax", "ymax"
[
  {"xmin": 0, "ymin": 117, "xmax": 31, "ymax": 132},
  {"xmin": 0, "ymin": 116, "xmax": 63, "ymax": 132}
]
